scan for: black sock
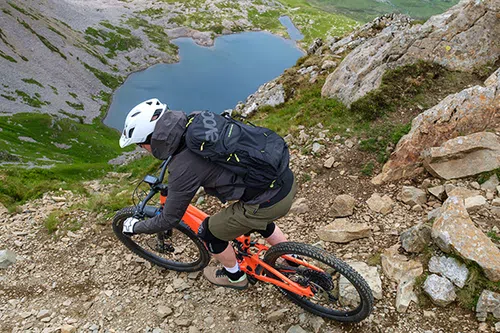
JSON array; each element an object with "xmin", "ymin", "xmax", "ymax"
[{"xmin": 224, "ymin": 268, "xmax": 244, "ymax": 281}]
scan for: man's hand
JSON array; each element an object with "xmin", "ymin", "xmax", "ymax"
[{"xmin": 123, "ymin": 217, "xmax": 139, "ymax": 236}]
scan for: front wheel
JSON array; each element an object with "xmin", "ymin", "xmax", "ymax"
[
  {"xmin": 113, "ymin": 207, "xmax": 210, "ymax": 272},
  {"xmin": 264, "ymin": 242, "xmax": 374, "ymax": 322}
]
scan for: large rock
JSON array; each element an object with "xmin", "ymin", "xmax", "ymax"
[
  {"xmin": 317, "ymin": 219, "xmax": 371, "ymax": 243},
  {"xmin": 423, "ymin": 274, "xmax": 456, "ymax": 307},
  {"xmin": 234, "ymin": 79, "xmax": 285, "ymax": 117},
  {"xmin": 422, "ymin": 132, "xmax": 500, "ymax": 180},
  {"xmin": 432, "ymin": 196, "xmax": 500, "ymax": 281},
  {"xmin": 381, "ymin": 244, "xmax": 423, "ymax": 282},
  {"xmin": 372, "ymin": 68, "xmax": 500, "ymax": 184},
  {"xmin": 396, "ymin": 277, "xmax": 418, "ymax": 313},
  {"xmin": 400, "ymin": 186, "xmax": 427, "ymax": 206},
  {"xmin": 331, "ymin": 194, "xmax": 356, "ymax": 217},
  {"xmin": 428, "ymin": 185, "xmax": 446, "ymax": 201},
  {"xmin": 464, "ymin": 195, "xmax": 487, "ymax": 212},
  {"xmin": 339, "ymin": 261, "xmax": 383, "ymax": 306},
  {"xmin": 0, "ymin": 250, "xmax": 17, "ymax": 269},
  {"xmin": 366, "ymin": 193, "xmax": 394, "ymax": 215},
  {"xmin": 322, "ymin": 0, "xmax": 500, "ymax": 105},
  {"xmin": 400, "ymin": 224, "xmax": 432, "ymax": 253},
  {"xmin": 428, "ymin": 256, "xmax": 469, "ymax": 288},
  {"xmin": 476, "ymin": 290, "xmax": 500, "ymax": 321}
]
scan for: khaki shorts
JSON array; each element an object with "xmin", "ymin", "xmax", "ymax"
[{"xmin": 209, "ymin": 178, "xmax": 297, "ymax": 241}]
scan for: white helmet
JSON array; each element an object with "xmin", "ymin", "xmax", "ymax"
[{"xmin": 119, "ymin": 98, "xmax": 167, "ymax": 148}]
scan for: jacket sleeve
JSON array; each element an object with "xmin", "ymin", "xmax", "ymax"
[{"xmin": 133, "ymin": 166, "xmax": 201, "ymax": 234}]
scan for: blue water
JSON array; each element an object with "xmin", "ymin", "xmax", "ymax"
[
  {"xmin": 279, "ymin": 16, "xmax": 304, "ymax": 41},
  {"xmin": 105, "ymin": 26, "xmax": 304, "ymax": 130}
]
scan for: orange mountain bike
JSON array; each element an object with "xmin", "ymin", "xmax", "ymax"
[{"xmin": 113, "ymin": 159, "xmax": 374, "ymax": 322}]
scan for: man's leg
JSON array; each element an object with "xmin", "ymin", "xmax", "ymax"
[{"xmin": 264, "ymin": 224, "xmax": 287, "ymax": 245}]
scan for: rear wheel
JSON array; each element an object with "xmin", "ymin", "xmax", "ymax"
[
  {"xmin": 264, "ymin": 242, "xmax": 373, "ymax": 322},
  {"xmin": 113, "ymin": 207, "xmax": 210, "ymax": 272}
]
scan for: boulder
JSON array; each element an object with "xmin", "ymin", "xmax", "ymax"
[
  {"xmin": 322, "ymin": 0, "xmax": 500, "ymax": 105},
  {"xmin": 0, "ymin": 250, "xmax": 17, "ymax": 269},
  {"xmin": 317, "ymin": 219, "xmax": 371, "ymax": 243},
  {"xmin": 381, "ymin": 244, "xmax": 423, "ymax": 282},
  {"xmin": 372, "ymin": 68, "xmax": 500, "ymax": 184},
  {"xmin": 395, "ymin": 277, "xmax": 418, "ymax": 313},
  {"xmin": 464, "ymin": 195, "xmax": 487, "ymax": 212},
  {"xmin": 476, "ymin": 290, "xmax": 500, "ymax": 321},
  {"xmin": 331, "ymin": 194, "xmax": 356, "ymax": 217},
  {"xmin": 339, "ymin": 262, "xmax": 383, "ymax": 306},
  {"xmin": 366, "ymin": 193, "xmax": 394, "ymax": 215},
  {"xmin": 235, "ymin": 79, "xmax": 286, "ymax": 117},
  {"xmin": 400, "ymin": 186, "xmax": 427, "ymax": 206},
  {"xmin": 428, "ymin": 185, "xmax": 446, "ymax": 201},
  {"xmin": 428, "ymin": 256, "xmax": 469, "ymax": 288},
  {"xmin": 400, "ymin": 224, "xmax": 432, "ymax": 253},
  {"xmin": 432, "ymin": 196, "xmax": 500, "ymax": 281},
  {"xmin": 423, "ymin": 132, "xmax": 500, "ymax": 180},
  {"xmin": 481, "ymin": 174, "xmax": 500, "ymax": 192},
  {"xmin": 423, "ymin": 274, "xmax": 456, "ymax": 307}
]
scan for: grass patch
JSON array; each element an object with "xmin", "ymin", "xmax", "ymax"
[
  {"xmin": 455, "ymin": 261, "xmax": 500, "ymax": 310},
  {"xmin": 18, "ymin": 19, "xmax": 66, "ymax": 59},
  {"xmin": 85, "ymin": 22, "xmax": 142, "ymax": 58},
  {"xmin": 137, "ymin": 8, "xmax": 164, "ymax": 18},
  {"xmin": 44, "ymin": 210, "xmax": 83, "ymax": 234},
  {"xmin": 22, "ymin": 78, "xmax": 44, "ymax": 88},
  {"xmin": 7, "ymin": 2, "xmax": 39, "ymax": 20},
  {"xmin": 59, "ymin": 110, "xmax": 85, "ymax": 124},
  {"xmin": 66, "ymin": 101, "xmax": 84, "ymax": 111},
  {"xmin": 1, "ymin": 94, "xmax": 16, "ymax": 101},
  {"xmin": 15, "ymin": 90, "xmax": 50, "ymax": 108},
  {"xmin": 0, "ymin": 50, "xmax": 17, "ymax": 63},
  {"xmin": 366, "ymin": 252, "xmax": 381, "ymax": 266},
  {"xmin": 487, "ymin": 231, "xmax": 500, "ymax": 242},
  {"xmin": 82, "ymin": 62, "xmax": 124, "ymax": 89},
  {"xmin": 49, "ymin": 85, "xmax": 58, "ymax": 95},
  {"xmin": 48, "ymin": 25, "xmax": 66, "ymax": 39},
  {"xmin": 361, "ymin": 161, "xmax": 375, "ymax": 176},
  {"xmin": 126, "ymin": 18, "xmax": 178, "ymax": 55},
  {"xmin": 477, "ymin": 168, "xmax": 500, "ymax": 184}
]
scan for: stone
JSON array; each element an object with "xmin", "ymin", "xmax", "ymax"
[
  {"xmin": 495, "ymin": 322, "xmax": 500, "ymax": 333},
  {"xmin": 423, "ymin": 274, "xmax": 456, "ymax": 307},
  {"xmin": 366, "ymin": 193, "xmax": 394, "ymax": 215},
  {"xmin": 287, "ymin": 325, "xmax": 308, "ymax": 333},
  {"xmin": 427, "ymin": 207, "xmax": 441, "ymax": 221},
  {"xmin": 464, "ymin": 195, "xmax": 487, "ymax": 212},
  {"xmin": 381, "ymin": 244, "xmax": 423, "ymax": 283},
  {"xmin": 312, "ymin": 142, "xmax": 324, "ymax": 154},
  {"xmin": 237, "ymin": 79, "xmax": 286, "ymax": 117},
  {"xmin": 174, "ymin": 319, "xmax": 191, "ymax": 327},
  {"xmin": 266, "ymin": 309, "xmax": 289, "ymax": 322},
  {"xmin": 317, "ymin": 219, "xmax": 371, "ymax": 243},
  {"xmin": 482, "ymin": 174, "xmax": 500, "ymax": 192},
  {"xmin": 492, "ymin": 198, "xmax": 500, "ymax": 207},
  {"xmin": 476, "ymin": 290, "xmax": 500, "ymax": 321},
  {"xmin": 400, "ymin": 224, "xmax": 432, "ymax": 253},
  {"xmin": 372, "ymin": 68, "xmax": 500, "ymax": 185},
  {"xmin": 188, "ymin": 327, "xmax": 199, "ymax": 333},
  {"xmin": 0, "ymin": 249, "xmax": 17, "ymax": 268},
  {"xmin": 423, "ymin": 132, "xmax": 500, "ymax": 180},
  {"xmin": 309, "ymin": 316, "xmax": 325, "ymax": 333},
  {"xmin": 432, "ymin": 196, "xmax": 500, "ymax": 281},
  {"xmin": 323, "ymin": 157, "xmax": 335, "ymax": 169},
  {"xmin": 428, "ymin": 256, "xmax": 469, "ymax": 288},
  {"xmin": 395, "ymin": 277, "xmax": 418, "ymax": 313},
  {"xmin": 339, "ymin": 262, "xmax": 382, "ymax": 306},
  {"xmin": 331, "ymin": 194, "xmax": 356, "ymax": 217},
  {"xmin": 60, "ymin": 325, "xmax": 76, "ymax": 333},
  {"xmin": 37, "ymin": 309, "xmax": 51, "ymax": 320},
  {"xmin": 157, "ymin": 305, "xmax": 173, "ymax": 318},
  {"xmin": 290, "ymin": 198, "xmax": 309, "ymax": 215},
  {"xmin": 428, "ymin": 185, "xmax": 446, "ymax": 201},
  {"xmin": 321, "ymin": 60, "xmax": 337, "ymax": 70},
  {"xmin": 400, "ymin": 186, "xmax": 427, "ymax": 206}
]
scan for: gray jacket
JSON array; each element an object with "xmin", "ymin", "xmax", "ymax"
[{"xmin": 133, "ymin": 111, "xmax": 281, "ymax": 234}]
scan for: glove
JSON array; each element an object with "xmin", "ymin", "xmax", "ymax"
[{"xmin": 123, "ymin": 217, "xmax": 139, "ymax": 236}]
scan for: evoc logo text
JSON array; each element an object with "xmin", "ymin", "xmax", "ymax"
[{"xmin": 200, "ymin": 111, "xmax": 219, "ymax": 142}]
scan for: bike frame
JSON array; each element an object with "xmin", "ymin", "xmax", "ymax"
[{"xmin": 140, "ymin": 159, "xmax": 318, "ymax": 298}]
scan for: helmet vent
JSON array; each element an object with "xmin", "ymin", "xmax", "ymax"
[
  {"xmin": 131, "ymin": 111, "xmax": 141, "ymax": 118},
  {"xmin": 150, "ymin": 108, "xmax": 163, "ymax": 122},
  {"xmin": 128, "ymin": 128, "xmax": 135, "ymax": 138},
  {"xmin": 146, "ymin": 101, "xmax": 152, "ymax": 105}
]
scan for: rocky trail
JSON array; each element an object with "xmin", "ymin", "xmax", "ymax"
[{"xmin": 1, "ymin": 126, "xmax": 499, "ymax": 333}]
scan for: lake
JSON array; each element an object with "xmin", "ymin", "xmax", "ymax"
[{"xmin": 105, "ymin": 18, "xmax": 304, "ymax": 130}]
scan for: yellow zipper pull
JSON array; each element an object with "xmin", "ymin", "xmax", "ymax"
[{"xmin": 200, "ymin": 142, "xmax": 205, "ymax": 151}]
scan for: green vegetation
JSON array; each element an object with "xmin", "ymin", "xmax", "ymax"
[
  {"xmin": 477, "ymin": 168, "xmax": 500, "ymax": 184},
  {"xmin": 308, "ymin": 0, "xmax": 460, "ymax": 22},
  {"xmin": 49, "ymin": 85, "xmax": 58, "ymax": 95},
  {"xmin": 18, "ymin": 20, "xmax": 67, "ymax": 59},
  {"xmin": 69, "ymin": 92, "xmax": 78, "ymax": 99},
  {"xmin": 487, "ymin": 231, "xmax": 500, "ymax": 242},
  {"xmin": 58, "ymin": 110, "xmax": 85, "ymax": 124},
  {"xmin": 48, "ymin": 25, "xmax": 66, "ymax": 39},
  {"xmin": 1, "ymin": 94, "xmax": 16, "ymax": 101},
  {"xmin": 0, "ymin": 113, "xmax": 133, "ymax": 209},
  {"xmin": 248, "ymin": 8, "xmax": 285, "ymax": 35},
  {"xmin": 126, "ymin": 18, "xmax": 178, "ymax": 55},
  {"xmin": 0, "ymin": 50, "xmax": 17, "ymax": 63},
  {"xmin": 66, "ymin": 101, "xmax": 84, "ymax": 111},
  {"xmin": 137, "ymin": 8, "xmax": 164, "ymax": 18},
  {"xmin": 82, "ymin": 62, "xmax": 124, "ymax": 89},
  {"xmin": 15, "ymin": 90, "xmax": 50, "ymax": 108},
  {"xmin": 361, "ymin": 161, "xmax": 375, "ymax": 176},
  {"xmin": 85, "ymin": 22, "xmax": 142, "ymax": 58},
  {"xmin": 22, "ymin": 78, "xmax": 44, "ymax": 88},
  {"xmin": 44, "ymin": 210, "xmax": 82, "ymax": 234},
  {"xmin": 7, "ymin": 2, "xmax": 39, "ymax": 20},
  {"xmin": 455, "ymin": 261, "xmax": 500, "ymax": 310}
]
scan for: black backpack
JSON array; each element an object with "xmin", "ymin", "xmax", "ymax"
[{"xmin": 184, "ymin": 111, "xmax": 290, "ymax": 189}]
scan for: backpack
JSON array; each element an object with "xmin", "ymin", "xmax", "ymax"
[{"xmin": 184, "ymin": 111, "xmax": 290, "ymax": 189}]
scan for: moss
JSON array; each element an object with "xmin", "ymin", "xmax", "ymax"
[
  {"xmin": 18, "ymin": 20, "xmax": 67, "ymax": 59},
  {"xmin": 126, "ymin": 18, "xmax": 178, "ymax": 55},
  {"xmin": 84, "ymin": 22, "xmax": 142, "ymax": 58},
  {"xmin": 168, "ymin": 15, "xmax": 186, "ymax": 25},
  {"xmin": 137, "ymin": 8, "xmax": 164, "ymax": 18},
  {"xmin": 487, "ymin": 231, "xmax": 500, "ymax": 242},
  {"xmin": 455, "ymin": 261, "xmax": 500, "ymax": 310},
  {"xmin": 65, "ymin": 101, "xmax": 84, "ymax": 111},
  {"xmin": 48, "ymin": 25, "xmax": 66, "ymax": 39},
  {"xmin": 22, "ymin": 78, "xmax": 44, "ymax": 88},
  {"xmin": 7, "ymin": 2, "xmax": 39, "ymax": 20},
  {"xmin": 15, "ymin": 90, "xmax": 50, "ymax": 108},
  {"xmin": 69, "ymin": 92, "xmax": 78, "ymax": 99},
  {"xmin": 1, "ymin": 94, "xmax": 16, "ymax": 101},
  {"xmin": 0, "ymin": 51, "xmax": 17, "ymax": 63},
  {"xmin": 361, "ymin": 161, "xmax": 375, "ymax": 176},
  {"xmin": 82, "ymin": 62, "xmax": 123, "ymax": 89},
  {"xmin": 49, "ymin": 85, "xmax": 59, "ymax": 95},
  {"xmin": 58, "ymin": 110, "xmax": 85, "ymax": 124},
  {"xmin": 2, "ymin": 8, "xmax": 12, "ymax": 16}
]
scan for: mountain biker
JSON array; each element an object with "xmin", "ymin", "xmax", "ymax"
[{"xmin": 119, "ymin": 99, "xmax": 296, "ymax": 290}]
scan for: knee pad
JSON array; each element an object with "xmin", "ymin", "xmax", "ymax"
[
  {"xmin": 257, "ymin": 222, "xmax": 276, "ymax": 238},
  {"xmin": 197, "ymin": 217, "xmax": 228, "ymax": 254}
]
